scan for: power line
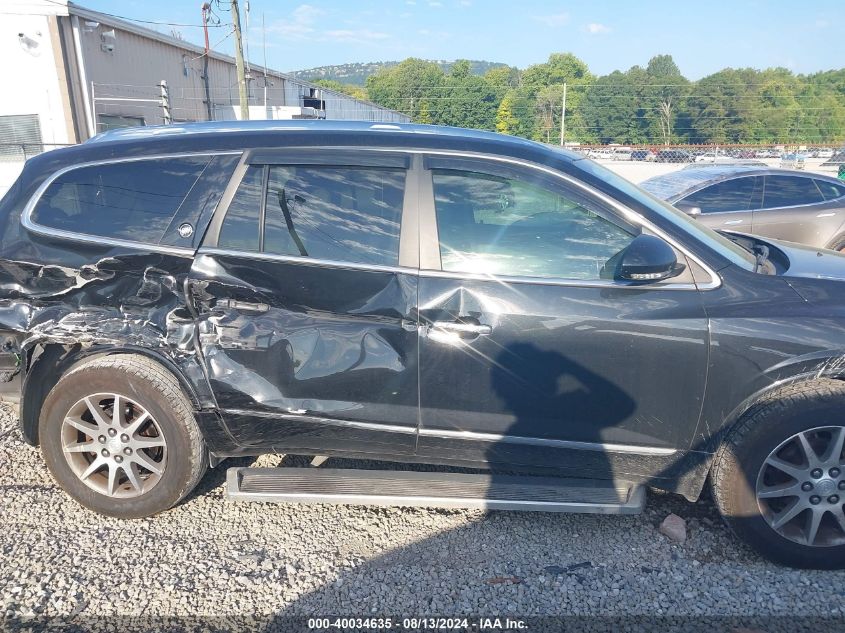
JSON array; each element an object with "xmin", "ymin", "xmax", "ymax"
[{"xmin": 38, "ymin": 0, "xmax": 226, "ymax": 28}]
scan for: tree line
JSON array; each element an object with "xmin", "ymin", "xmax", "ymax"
[{"xmin": 313, "ymin": 54, "xmax": 845, "ymax": 146}]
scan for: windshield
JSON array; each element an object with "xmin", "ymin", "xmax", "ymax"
[{"xmin": 574, "ymin": 158, "xmax": 756, "ymax": 270}]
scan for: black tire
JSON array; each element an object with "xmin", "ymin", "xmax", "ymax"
[
  {"xmin": 711, "ymin": 379, "xmax": 845, "ymax": 569},
  {"xmin": 39, "ymin": 354, "xmax": 207, "ymax": 518}
]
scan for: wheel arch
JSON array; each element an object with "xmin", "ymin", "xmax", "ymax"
[
  {"xmin": 720, "ymin": 371, "xmax": 845, "ymax": 443},
  {"xmin": 19, "ymin": 343, "xmax": 204, "ymax": 446},
  {"xmin": 674, "ymin": 370, "xmax": 845, "ymax": 503}
]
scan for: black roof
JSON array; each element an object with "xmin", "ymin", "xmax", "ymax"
[
  {"xmin": 80, "ymin": 119, "xmax": 585, "ymax": 164},
  {"xmin": 24, "ymin": 120, "xmax": 591, "ymax": 185}
]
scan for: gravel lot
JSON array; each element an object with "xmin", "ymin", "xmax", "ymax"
[{"xmin": 2, "ymin": 404, "xmax": 845, "ymax": 630}]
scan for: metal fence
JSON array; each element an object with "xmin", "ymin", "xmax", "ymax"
[
  {"xmin": 562, "ymin": 143, "xmax": 845, "ymax": 184},
  {"xmin": 89, "ymin": 80, "xmax": 407, "ymax": 134},
  {"xmin": 571, "ymin": 143, "xmax": 845, "ymax": 165}
]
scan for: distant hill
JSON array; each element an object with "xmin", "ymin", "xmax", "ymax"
[{"xmin": 291, "ymin": 60, "xmax": 509, "ymax": 86}]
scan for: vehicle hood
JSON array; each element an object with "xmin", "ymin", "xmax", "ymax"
[
  {"xmin": 771, "ymin": 238, "xmax": 845, "ymax": 281},
  {"xmin": 752, "ymin": 236, "xmax": 845, "ymax": 305}
]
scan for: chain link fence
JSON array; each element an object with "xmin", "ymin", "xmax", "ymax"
[{"xmin": 562, "ymin": 143, "xmax": 845, "ymax": 184}]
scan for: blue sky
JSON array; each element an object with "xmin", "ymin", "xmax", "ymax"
[{"xmin": 82, "ymin": 1, "xmax": 844, "ymax": 78}]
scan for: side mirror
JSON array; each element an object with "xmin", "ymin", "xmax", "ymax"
[
  {"xmin": 604, "ymin": 234, "xmax": 684, "ymax": 283},
  {"xmin": 675, "ymin": 202, "xmax": 702, "ymax": 217}
]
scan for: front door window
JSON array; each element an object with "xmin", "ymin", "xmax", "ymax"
[{"xmin": 431, "ymin": 169, "xmax": 637, "ymax": 280}]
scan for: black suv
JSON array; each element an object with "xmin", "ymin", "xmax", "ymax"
[{"xmin": 3, "ymin": 121, "xmax": 845, "ymax": 569}]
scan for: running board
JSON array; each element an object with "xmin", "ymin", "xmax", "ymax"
[{"xmin": 226, "ymin": 467, "xmax": 646, "ymax": 514}]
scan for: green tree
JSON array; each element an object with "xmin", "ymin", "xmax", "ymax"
[
  {"xmin": 520, "ymin": 53, "xmax": 594, "ymax": 143},
  {"xmin": 429, "ymin": 60, "xmax": 499, "ymax": 130},
  {"xmin": 362, "ymin": 54, "xmax": 845, "ymax": 145},
  {"xmin": 496, "ymin": 91, "xmax": 519, "ymax": 134},
  {"xmin": 580, "ymin": 70, "xmax": 643, "ymax": 144},
  {"xmin": 417, "ymin": 99, "xmax": 433, "ymax": 124},
  {"xmin": 365, "ymin": 58, "xmax": 445, "ymax": 121},
  {"xmin": 484, "ymin": 65, "xmax": 521, "ymax": 101},
  {"xmin": 642, "ymin": 54, "xmax": 689, "ymax": 144},
  {"xmin": 521, "ymin": 53, "xmax": 591, "ymax": 93}
]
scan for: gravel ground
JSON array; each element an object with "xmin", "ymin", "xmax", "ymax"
[{"xmin": 1, "ymin": 404, "xmax": 845, "ymax": 630}]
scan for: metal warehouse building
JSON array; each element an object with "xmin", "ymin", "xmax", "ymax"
[{"xmin": 0, "ymin": 0, "xmax": 409, "ymax": 190}]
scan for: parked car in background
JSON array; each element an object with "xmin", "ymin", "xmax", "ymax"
[
  {"xmin": 781, "ymin": 153, "xmax": 807, "ymax": 170},
  {"xmin": 587, "ymin": 147, "xmax": 632, "ymax": 161},
  {"xmin": 655, "ymin": 149, "xmax": 694, "ymax": 163},
  {"xmin": 641, "ymin": 166, "xmax": 845, "ymax": 250},
  {"xmin": 610, "ymin": 147, "xmax": 633, "ymax": 161},
  {"xmin": 695, "ymin": 151, "xmax": 727, "ymax": 163},
  {"xmin": 824, "ymin": 150, "xmax": 845, "ymax": 166},
  {"xmin": 818, "ymin": 149, "xmax": 835, "ymax": 159},
  {"xmin": 630, "ymin": 149, "xmax": 657, "ymax": 161},
  {"xmin": 6, "ymin": 122, "xmax": 845, "ymax": 569}
]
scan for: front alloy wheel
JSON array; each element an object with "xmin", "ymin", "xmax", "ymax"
[
  {"xmin": 756, "ymin": 426, "xmax": 845, "ymax": 547},
  {"xmin": 61, "ymin": 393, "xmax": 168, "ymax": 498},
  {"xmin": 711, "ymin": 379, "xmax": 845, "ymax": 568}
]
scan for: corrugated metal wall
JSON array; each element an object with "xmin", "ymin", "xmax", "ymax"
[{"xmin": 75, "ymin": 17, "xmax": 408, "ymax": 133}]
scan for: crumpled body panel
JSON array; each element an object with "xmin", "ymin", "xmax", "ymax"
[{"xmin": 187, "ymin": 252, "xmax": 419, "ymax": 453}]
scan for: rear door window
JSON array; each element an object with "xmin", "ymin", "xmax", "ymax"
[
  {"xmin": 217, "ymin": 165, "xmax": 406, "ymax": 267},
  {"xmin": 31, "ymin": 156, "xmax": 210, "ymax": 244},
  {"xmin": 762, "ymin": 176, "xmax": 824, "ymax": 208},
  {"xmin": 679, "ymin": 176, "xmax": 762, "ymax": 213}
]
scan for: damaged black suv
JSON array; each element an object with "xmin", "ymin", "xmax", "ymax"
[{"xmin": 3, "ymin": 121, "xmax": 845, "ymax": 569}]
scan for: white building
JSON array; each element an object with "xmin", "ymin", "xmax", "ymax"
[{"xmin": 0, "ymin": 0, "xmax": 409, "ymax": 190}]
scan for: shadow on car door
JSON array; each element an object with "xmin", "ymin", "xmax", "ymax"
[{"xmin": 414, "ymin": 155, "xmax": 710, "ymax": 487}]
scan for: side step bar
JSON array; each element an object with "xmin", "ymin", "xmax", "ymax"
[{"xmin": 226, "ymin": 467, "xmax": 646, "ymax": 514}]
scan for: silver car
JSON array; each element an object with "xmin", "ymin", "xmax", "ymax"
[{"xmin": 641, "ymin": 166, "xmax": 845, "ymax": 251}]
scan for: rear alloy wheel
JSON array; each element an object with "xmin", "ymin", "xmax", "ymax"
[
  {"xmin": 40, "ymin": 355, "xmax": 207, "ymax": 518},
  {"xmin": 756, "ymin": 426, "xmax": 845, "ymax": 547},
  {"xmin": 61, "ymin": 393, "xmax": 168, "ymax": 499}
]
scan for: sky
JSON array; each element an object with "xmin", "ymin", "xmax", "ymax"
[{"xmin": 79, "ymin": 0, "xmax": 845, "ymax": 79}]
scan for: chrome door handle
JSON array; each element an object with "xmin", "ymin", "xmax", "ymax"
[
  {"xmin": 431, "ymin": 321, "xmax": 492, "ymax": 335},
  {"xmin": 723, "ymin": 219, "xmax": 744, "ymax": 225}
]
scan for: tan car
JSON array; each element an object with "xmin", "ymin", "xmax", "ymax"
[{"xmin": 641, "ymin": 166, "xmax": 845, "ymax": 251}]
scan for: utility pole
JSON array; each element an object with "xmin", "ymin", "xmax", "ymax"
[
  {"xmin": 262, "ymin": 12, "xmax": 268, "ymax": 108},
  {"xmin": 200, "ymin": 3, "xmax": 213, "ymax": 121},
  {"xmin": 159, "ymin": 80, "xmax": 171, "ymax": 125},
  {"xmin": 559, "ymin": 82, "xmax": 567, "ymax": 146},
  {"xmin": 231, "ymin": 0, "xmax": 249, "ymax": 120}
]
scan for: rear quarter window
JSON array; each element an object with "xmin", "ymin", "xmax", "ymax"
[
  {"xmin": 30, "ymin": 156, "xmax": 211, "ymax": 245},
  {"xmin": 814, "ymin": 179, "xmax": 845, "ymax": 202}
]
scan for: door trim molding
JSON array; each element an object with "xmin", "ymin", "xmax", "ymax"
[
  {"xmin": 418, "ymin": 427, "xmax": 678, "ymax": 456},
  {"xmin": 222, "ymin": 408, "xmax": 418, "ymax": 436},
  {"xmin": 222, "ymin": 408, "xmax": 678, "ymax": 456}
]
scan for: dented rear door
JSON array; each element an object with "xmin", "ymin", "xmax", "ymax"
[{"xmin": 188, "ymin": 150, "xmax": 420, "ymax": 455}]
